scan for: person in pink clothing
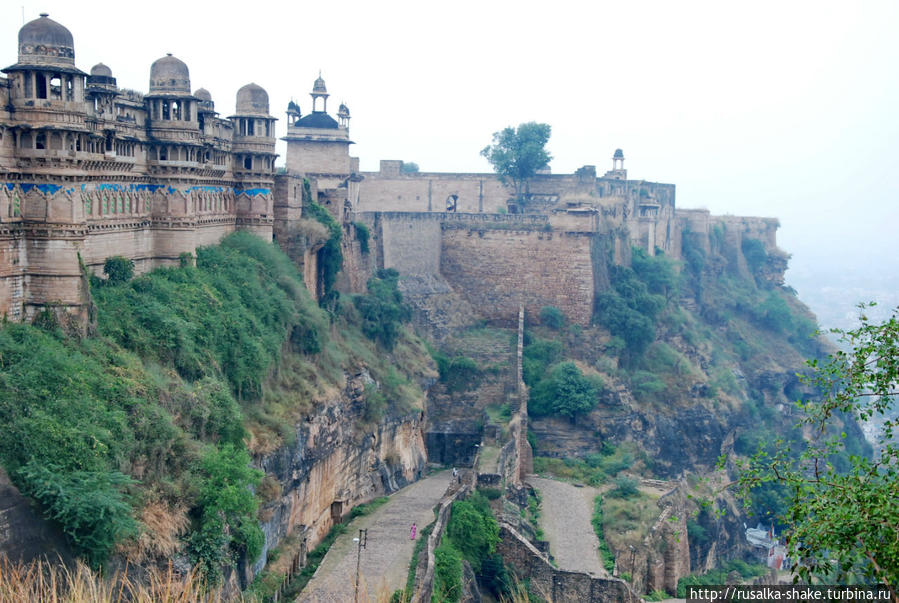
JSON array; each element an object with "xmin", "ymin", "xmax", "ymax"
[{"xmin": 410, "ymin": 522, "xmax": 417, "ymax": 540}]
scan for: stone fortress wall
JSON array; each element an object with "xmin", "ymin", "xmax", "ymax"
[{"xmin": 0, "ymin": 14, "xmax": 782, "ymax": 330}]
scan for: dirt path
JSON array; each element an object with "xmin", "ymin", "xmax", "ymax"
[
  {"xmin": 527, "ymin": 476, "xmax": 607, "ymax": 577},
  {"xmin": 298, "ymin": 470, "xmax": 452, "ymax": 602}
]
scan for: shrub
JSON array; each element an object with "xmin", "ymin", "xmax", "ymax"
[
  {"xmin": 608, "ymin": 476, "xmax": 640, "ymax": 499},
  {"xmin": 352, "ymin": 269, "xmax": 411, "ymax": 350},
  {"xmin": 529, "ymin": 361, "xmax": 604, "ymax": 419},
  {"xmin": 16, "ymin": 462, "xmax": 138, "ymax": 567},
  {"xmin": 103, "ymin": 256, "xmax": 134, "ymax": 285},
  {"xmin": 433, "ymin": 542, "xmax": 463, "ymax": 602},
  {"xmin": 447, "ymin": 499, "xmax": 500, "ymax": 572},
  {"xmin": 354, "ymin": 222, "xmax": 370, "ymax": 254},
  {"xmin": 539, "ymin": 305, "xmax": 566, "ymax": 329}
]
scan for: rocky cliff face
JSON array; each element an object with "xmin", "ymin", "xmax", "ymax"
[{"xmin": 245, "ymin": 385, "xmax": 428, "ymax": 584}]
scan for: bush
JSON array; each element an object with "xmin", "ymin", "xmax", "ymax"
[
  {"xmin": 352, "ymin": 269, "xmax": 411, "ymax": 350},
  {"xmin": 433, "ymin": 542, "xmax": 463, "ymax": 602},
  {"xmin": 103, "ymin": 256, "xmax": 134, "ymax": 285},
  {"xmin": 16, "ymin": 461, "xmax": 138, "ymax": 567},
  {"xmin": 436, "ymin": 354, "xmax": 481, "ymax": 393},
  {"xmin": 592, "ymin": 496, "xmax": 616, "ymax": 572},
  {"xmin": 529, "ymin": 361, "xmax": 603, "ymax": 419},
  {"xmin": 447, "ymin": 499, "xmax": 500, "ymax": 572},
  {"xmin": 608, "ymin": 475, "xmax": 640, "ymax": 499},
  {"xmin": 539, "ymin": 305, "xmax": 566, "ymax": 329}
]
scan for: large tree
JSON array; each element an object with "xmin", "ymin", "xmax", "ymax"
[
  {"xmin": 736, "ymin": 304, "xmax": 899, "ymax": 595},
  {"xmin": 480, "ymin": 122, "xmax": 552, "ymax": 203}
]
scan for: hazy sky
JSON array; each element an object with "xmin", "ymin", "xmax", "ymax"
[{"xmin": 3, "ymin": 0, "xmax": 897, "ymax": 309}]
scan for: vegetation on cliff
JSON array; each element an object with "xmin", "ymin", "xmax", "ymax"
[
  {"xmin": 735, "ymin": 306, "xmax": 899, "ymax": 587},
  {"xmin": 0, "ymin": 231, "xmax": 432, "ymax": 581}
]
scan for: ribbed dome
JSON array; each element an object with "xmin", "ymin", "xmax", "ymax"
[
  {"xmin": 613, "ymin": 148, "xmax": 625, "ymax": 159},
  {"xmin": 235, "ymin": 83, "xmax": 270, "ymax": 115},
  {"xmin": 194, "ymin": 88, "xmax": 212, "ymax": 101},
  {"xmin": 338, "ymin": 103, "xmax": 350, "ymax": 118},
  {"xmin": 149, "ymin": 54, "xmax": 190, "ymax": 94},
  {"xmin": 294, "ymin": 112, "xmax": 339, "ymax": 129},
  {"xmin": 18, "ymin": 13, "xmax": 75, "ymax": 66},
  {"xmin": 90, "ymin": 63, "xmax": 112, "ymax": 77}
]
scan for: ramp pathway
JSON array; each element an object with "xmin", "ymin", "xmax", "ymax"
[
  {"xmin": 298, "ymin": 470, "xmax": 452, "ymax": 602},
  {"xmin": 527, "ymin": 476, "xmax": 607, "ymax": 577}
]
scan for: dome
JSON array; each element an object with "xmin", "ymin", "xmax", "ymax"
[
  {"xmin": 235, "ymin": 82, "xmax": 270, "ymax": 115},
  {"xmin": 194, "ymin": 88, "xmax": 212, "ymax": 101},
  {"xmin": 149, "ymin": 54, "xmax": 190, "ymax": 94},
  {"xmin": 338, "ymin": 103, "xmax": 350, "ymax": 118},
  {"xmin": 312, "ymin": 75, "xmax": 328, "ymax": 95},
  {"xmin": 613, "ymin": 148, "xmax": 625, "ymax": 159},
  {"xmin": 17, "ymin": 13, "xmax": 75, "ymax": 66},
  {"xmin": 294, "ymin": 112, "xmax": 339, "ymax": 129},
  {"xmin": 90, "ymin": 63, "xmax": 112, "ymax": 77}
]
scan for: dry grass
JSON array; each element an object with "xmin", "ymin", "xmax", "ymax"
[
  {"xmin": 0, "ymin": 556, "xmax": 234, "ymax": 602},
  {"xmin": 117, "ymin": 498, "xmax": 189, "ymax": 564}
]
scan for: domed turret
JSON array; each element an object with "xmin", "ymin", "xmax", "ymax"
[
  {"xmin": 337, "ymin": 103, "xmax": 350, "ymax": 128},
  {"xmin": 194, "ymin": 88, "xmax": 212, "ymax": 102},
  {"xmin": 17, "ymin": 13, "xmax": 75, "ymax": 67},
  {"xmin": 149, "ymin": 54, "xmax": 190, "ymax": 94},
  {"xmin": 87, "ymin": 62, "xmax": 116, "ymax": 90},
  {"xmin": 235, "ymin": 83, "xmax": 270, "ymax": 116},
  {"xmin": 312, "ymin": 75, "xmax": 327, "ymax": 95},
  {"xmin": 90, "ymin": 63, "xmax": 112, "ymax": 77}
]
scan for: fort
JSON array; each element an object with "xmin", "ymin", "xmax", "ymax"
[{"xmin": 0, "ymin": 14, "xmax": 782, "ymax": 328}]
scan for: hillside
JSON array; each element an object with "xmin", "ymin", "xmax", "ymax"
[{"xmin": 0, "ymin": 231, "xmax": 435, "ymax": 589}]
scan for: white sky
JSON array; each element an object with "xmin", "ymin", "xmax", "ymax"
[{"xmin": 3, "ymin": 0, "xmax": 898, "ymax": 305}]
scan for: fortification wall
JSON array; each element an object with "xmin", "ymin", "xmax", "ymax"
[
  {"xmin": 358, "ymin": 171, "xmax": 510, "ymax": 213},
  {"xmin": 441, "ymin": 226, "xmax": 594, "ymax": 326}
]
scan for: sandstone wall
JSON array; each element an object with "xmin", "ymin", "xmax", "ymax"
[
  {"xmin": 253, "ymin": 397, "xmax": 428, "ymax": 583},
  {"xmin": 441, "ymin": 226, "xmax": 594, "ymax": 326},
  {"xmin": 358, "ymin": 171, "xmax": 511, "ymax": 213}
]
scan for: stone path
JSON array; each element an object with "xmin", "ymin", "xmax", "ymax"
[
  {"xmin": 298, "ymin": 470, "xmax": 452, "ymax": 602},
  {"xmin": 527, "ymin": 476, "xmax": 607, "ymax": 577}
]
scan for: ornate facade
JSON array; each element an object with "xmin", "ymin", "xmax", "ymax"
[{"xmin": 0, "ymin": 14, "xmax": 277, "ymax": 321}]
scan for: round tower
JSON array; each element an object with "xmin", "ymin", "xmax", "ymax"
[
  {"xmin": 1, "ymin": 14, "xmax": 90, "ymax": 159},
  {"xmin": 145, "ymin": 54, "xmax": 200, "ymax": 167},
  {"xmin": 230, "ymin": 83, "xmax": 277, "ymax": 175}
]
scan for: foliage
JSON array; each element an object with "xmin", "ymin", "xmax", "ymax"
[
  {"xmin": 591, "ymin": 496, "xmax": 616, "ymax": 572},
  {"xmin": 95, "ymin": 231, "xmax": 316, "ymax": 400},
  {"xmin": 352, "ymin": 268, "xmax": 412, "ymax": 351},
  {"xmin": 16, "ymin": 462, "xmax": 138, "ymax": 567},
  {"xmin": 480, "ymin": 122, "xmax": 552, "ymax": 200},
  {"xmin": 353, "ymin": 221, "xmax": 370, "ymax": 254},
  {"xmin": 521, "ymin": 337, "xmax": 562, "ymax": 386},
  {"xmin": 529, "ymin": 361, "xmax": 603, "ymax": 419},
  {"xmin": 404, "ymin": 522, "xmax": 434, "ymax": 600},
  {"xmin": 538, "ymin": 305, "xmax": 566, "ymax": 329},
  {"xmin": 103, "ymin": 255, "xmax": 135, "ymax": 285},
  {"xmin": 400, "ymin": 161, "xmax": 420, "ymax": 173},
  {"xmin": 741, "ymin": 238, "xmax": 768, "ymax": 276},
  {"xmin": 304, "ymin": 198, "xmax": 343, "ymax": 304},
  {"xmin": 594, "ymin": 256, "xmax": 670, "ymax": 360},
  {"xmin": 607, "ymin": 475, "xmax": 640, "ymax": 499},
  {"xmin": 433, "ymin": 541, "xmax": 463, "ymax": 602},
  {"xmin": 532, "ymin": 447, "xmax": 634, "ymax": 486},
  {"xmin": 435, "ymin": 354, "xmax": 481, "ymax": 393},
  {"xmin": 446, "ymin": 497, "xmax": 500, "ymax": 572},
  {"xmin": 188, "ymin": 444, "xmax": 263, "ymax": 582},
  {"xmin": 676, "ymin": 560, "xmax": 768, "ymax": 597},
  {"xmin": 734, "ymin": 304, "xmax": 899, "ymax": 587}
]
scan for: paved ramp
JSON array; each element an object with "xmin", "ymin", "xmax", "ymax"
[
  {"xmin": 299, "ymin": 470, "xmax": 452, "ymax": 602},
  {"xmin": 527, "ymin": 476, "xmax": 607, "ymax": 577}
]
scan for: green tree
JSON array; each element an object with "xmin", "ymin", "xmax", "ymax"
[
  {"xmin": 529, "ymin": 361, "xmax": 604, "ymax": 419},
  {"xmin": 480, "ymin": 122, "xmax": 552, "ymax": 203},
  {"xmin": 735, "ymin": 304, "xmax": 899, "ymax": 592},
  {"xmin": 400, "ymin": 161, "xmax": 420, "ymax": 173}
]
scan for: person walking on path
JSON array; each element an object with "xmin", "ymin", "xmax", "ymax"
[{"xmin": 410, "ymin": 523, "xmax": 417, "ymax": 540}]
